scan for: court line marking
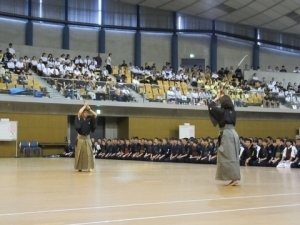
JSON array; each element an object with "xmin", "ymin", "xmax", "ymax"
[
  {"xmin": 66, "ymin": 203, "xmax": 300, "ymax": 225},
  {"xmin": 0, "ymin": 193, "xmax": 299, "ymax": 217}
]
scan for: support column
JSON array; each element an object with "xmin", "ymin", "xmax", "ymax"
[
  {"xmin": 25, "ymin": 0, "xmax": 33, "ymax": 46},
  {"xmin": 171, "ymin": 12, "xmax": 178, "ymax": 72},
  {"xmin": 172, "ymin": 33, "xmax": 178, "ymax": 72},
  {"xmin": 99, "ymin": 28, "xmax": 106, "ymax": 53},
  {"xmin": 62, "ymin": 0, "xmax": 69, "ymax": 50},
  {"xmin": 25, "ymin": 20, "xmax": 33, "ymax": 46},
  {"xmin": 210, "ymin": 34, "xmax": 217, "ymax": 72},
  {"xmin": 134, "ymin": 5, "xmax": 141, "ymax": 67},
  {"xmin": 62, "ymin": 25, "xmax": 70, "ymax": 50},
  {"xmin": 253, "ymin": 28, "xmax": 260, "ymax": 70},
  {"xmin": 134, "ymin": 31, "xmax": 141, "ymax": 67}
]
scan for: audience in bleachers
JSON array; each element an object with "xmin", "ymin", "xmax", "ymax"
[{"xmin": 1, "ymin": 44, "xmax": 300, "ymax": 108}]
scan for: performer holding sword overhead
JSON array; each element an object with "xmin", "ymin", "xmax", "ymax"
[
  {"xmin": 208, "ymin": 87, "xmax": 241, "ymax": 186},
  {"xmin": 74, "ymin": 100, "xmax": 97, "ymax": 172}
]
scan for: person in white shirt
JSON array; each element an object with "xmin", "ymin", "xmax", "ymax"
[
  {"xmin": 54, "ymin": 58, "xmax": 61, "ymax": 68},
  {"xmin": 31, "ymin": 56, "xmax": 38, "ymax": 68},
  {"xmin": 48, "ymin": 57, "xmax": 55, "ymax": 68},
  {"xmin": 65, "ymin": 54, "xmax": 71, "ymax": 65},
  {"xmin": 84, "ymin": 56, "xmax": 91, "ymax": 66},
  {"xmin": 191, "ymin": 89, "xmax": 199, "ymax": 105},
  {"xmin": 121, "ymin": 86, "xmax": 132, "ymax": 102},
  {"xmin": 66, "ymin": 64, "xmax": 74, "ymax": 73},
  {"xmin": 174, "ymin": 87, "xmax": 182, "ymax": 104},
  {"xmin": 8, "ymin": 43, "xmax": 15, "ymax": 55},
  {"xmin": 86, "ymin": 83, "xmax": 96, "ymax": 100},
  {"xmin": 75, "ymin": 56, "xmax": 84, "ymax": 66},
  {"xmin": 274, "ymin": 67, "xmax": 280, "ymax": 72},
  {"xmin": 166, "ymin": 87, "xmax": 176, "ymax": 102},
  {"xmin": 106, "ymin": 53, "xmax": 112, "ymax": 74},
  {"xmin": 89, "ymin": 63, "xmax": 96, "ymax": 71},
  {"xmin": 43, "ymin": 64, "xmax": 52, "ymax": 77},
  {"xmin": 186, "ymin": 89, "xmax": 193, "ymax": 104},
  {"xmin": 293, "ymin": 67, "xmax": 299, "ymax": 73},
  {"xmin": 73, "ymin": 67, "xmax": 81, "ymax": 76},
  {"xmin": 7, "ymin": 59, "xmax": 15, "ymax": 71},
  {"xmin": 102, "ymin": 66, "xmax": 108, "ymax": 76},
  {"xmin": 132, "ymin": 76, "xmax": 140, "ymax": 92},
  {"xmin": 15, "ymin": 58, "xmax": 24, "ymax": 72},
  {"xmin": 175, "ymin": 73, "xmax": 182, "ymax": 81},
  {"xmin": 272, "ymin": 85, "xmax": 279, "ymax": 93},
  {"xmin": 41, "ymin": 53, "xmax": 48, "ymax": 65},
  {"xmin": 277, "ymin": 139, "xmax": 297, "ymax": 168},
  {"xmin": 51, "ymin": 65, "xmax": 59, "ymax": 77},
  {"xmin": 37, "ymin": 59, "xmax": 45, "ymax": 76},
  {"xmin": 92, "ymin": 58, "xmax": 98, "ymax": 67},
  {"xmin": 266, "ymin": 66, "xmax": 272, "ymax": 72},
  {"xmin": 178, "ymin": 64, "xmax": 184, "ymax": 72},
  {"xmin": 211, "ymin": 72, "xmax": 219, "ymax": 79},
  {"xmin": 59, "ymin": 54, "xmax": 65, "ymax": 63}
]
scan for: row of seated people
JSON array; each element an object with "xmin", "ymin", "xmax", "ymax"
[
  {"xmin": 61, "ymin": 136, "xmax": 299, "ymax": 168},
  {"xmin": 52, "ymin": 77, "xmax": 134, "ymax": 102}
]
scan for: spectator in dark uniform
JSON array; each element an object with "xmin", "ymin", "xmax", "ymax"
[
  {"xmin": 240, "ymin": 138, "xmax": 257, "ymax": 166},
  {"xmin": 253, "ymin": 139, "xmax": 271, "ymax": 166},
  {"xmin": 177, "ymin": 138, "xmax": 190, "ymax": 163},
  {"xmin": 61, "ymin": 139, "xmax": 74, "ymax": 157}
]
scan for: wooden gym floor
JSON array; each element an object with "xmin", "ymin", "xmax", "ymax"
[{"xmin": 0, "ymin": 158, "xmax": 300, "ymax": 225}]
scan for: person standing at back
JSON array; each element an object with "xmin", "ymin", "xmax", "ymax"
[
  {"xmin": 74, "ymin": 101, "xmax": 98, "ymax": 172},
  {"xmin": 208, "ymin": 88, "xmax": 241, "ymax": 186},
  {"xmin": 106, "ymin": 53, "xmax": 112, "ymax": 75}
]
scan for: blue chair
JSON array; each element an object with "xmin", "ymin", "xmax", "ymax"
[
  {"xmin": 19, "ymin": 141, "xmax": 31, "ymax": 157},
  {"xmin": 30, "ymin": 141, "xmax": 41, "ymax": 157}
]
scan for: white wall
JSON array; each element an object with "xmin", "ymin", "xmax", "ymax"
[
  {"xmin": 0, "ymin": 17, "xmax": 26, "ymax": 48},
  {"xmin": 178, "ymin": 34, "xmax": 210, "ymax": 67},
  {"xmin": 260, "ymin": 47, "xmax": 300, "ymax": 73},
  {"xmin": 217, "ymin": 37, "xmax": 253, "ymax": 71},
  {"xmin": 33, "ymin": 22, "xmax": 63, "ymax": 49},
  {"xmin": 69, "ymin": 26, "xmax": 99, "ymax": 52},
  {"xmin": 105, "ymin": 30, "xmax": 135, "ymax": 67},
  {"xmin": 141, "ymin": 32, "xmax": 172, "ymax": 70}
]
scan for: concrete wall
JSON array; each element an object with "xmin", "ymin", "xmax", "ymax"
[
  {"xmin": 0, "ymin": 17, "xmax": 26, "ymax": 47},
  {"xmin": 105, "ymin": 30, "xmax": 135, "ymax": 67},
  {"xmin": 69, "ymin": 26, "xmax": 99, "ymax": 52},
  {"xmin": 217, "ymin": 37, "xmax": 253, "ymax": 71},
  {"xmin": 141, "ymin": 32, "xmax": 172, "ymax": 70},
  {"xmin": 1, "ymin": 15, "xmax": 300, "ymax": 74},
  {"xmin": 260, "ymin": 47, "xmax": 300, "ymax": 72},
  {"xmin": 33, "ymin": 22, "xmax": 63, "ymax": 49},
  {"xmin": 178, "ymin": 34, "xmax": 210, "ymax": 68}
]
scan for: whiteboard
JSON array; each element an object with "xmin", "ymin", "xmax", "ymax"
[
  {"xmin": 179, "ymin": 124, "xmax": 195, "ymax": 139},
  {"xmin": 0, "ymin": 120, "xmax": 18, "ymax": 141}
]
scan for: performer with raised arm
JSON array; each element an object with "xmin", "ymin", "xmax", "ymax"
[
  {"xmin": 74, "ymin": 101, "xmax": 97, "ymax": 172},
  {"xmin": 208, "ymin": 88, "xmax": 241, "ymax": 186}
]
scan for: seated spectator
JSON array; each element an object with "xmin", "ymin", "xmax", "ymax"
[
  {"xmin": 121, "ymin": 86, "xmax": 133, "ymax": 102},
  {"xmin": 211, "ymin": 71, "xmax": 219, "ymax": 79},
  {"xmin": 291, "ymin": 138, "xmax": 300, "ymax": 168},
  {"xmin": 37, "ymin": 59, "xmax": 45, "ymax": 76},
  {"xmin": 274, "ymin": 66, "xmax": 280, "ymax": 72},
  {"xmin": 166, "ymin": 87, "xmax": 176, "ymax": 102},
  {"xmin": 43, "ymin": 64, "xmax": 52, "ymax": 77},
  {"xmin": 75, "ymin": 55, "xmax": 83, "ymax": 67},
  {"xmin": 51, "ymin": 65, "xmax": 60, "ymax": 78},
  {"xmin": 61, "ymin": 140, "xmax": 74, "ymax": 157},
  {"xmin": 174, "ymin": 87, "xmax": 182, "ymax": 104},
  {"xmin": 41, "ymin": 52, "xmax": 48, "ymax": 65},
  {"xmin": 6, "ymin": 59, "xmax": 15, "ymax": 72},
  {"xmin": 280, "ymin": 65, "xmax": 287, "ymax": 72},
  {"xmin": 3, "ymin": 74, "xmax": 12, "ymax": 84},
  {"xmin": 86, "ymin": 83, "xmax": 96, "ymax": 100},
  {"xmin": 293, "ymin": 67, "xmax": 299, "ymax": 73},
  {"xmin": 120, "ymin": 60, "xmax": 128, "ymax": 67},
  {"xmin": 266, "ymin": 66, "xmax": 272, "ymax": 72},
  {"xmin": 84, "ymin": 56, "xmax": 91, "ymax": 66},
  {"xmin": 17, "ymin": 71, "xmax": 28, "ymax": 85},
  {"xmin": 132, "ymin": 76, "xmax": 140, "ymax": 92},
  {"xmin": 277, "ymin": 139, "xmax": 297, "ymax": 168},
  {"xmin": 240, "ymin": 138, "xmax": 257, "ymax": 166},
  {"xmin": 15, "ymin": 57, "xmax": 24, "ymax": 73},
  {"xmin": 269, "ymin": 138, "xmax": 284, "ymax": 167}
]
